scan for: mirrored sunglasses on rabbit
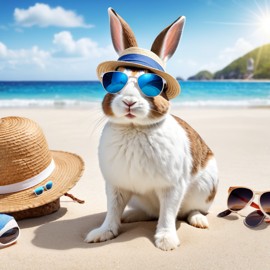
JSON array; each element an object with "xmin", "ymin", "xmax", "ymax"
[{"xmin": 101, "ymin": 71, "xmax": 166, "ymax": 97}]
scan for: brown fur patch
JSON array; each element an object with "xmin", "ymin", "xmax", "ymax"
[
  {"xmin": 116, "ymin": 66, "xmax": 149, "ymax": 75},
  {"xmin": 172, "ymin": 115, "xmax": 214, "ymax": 175},
  {"xmin": 148, "ymin": 95, "xmax": 170, "ymax": 119},
  {"xmin": 102, "ymin": 94, "xmax": 115, "ymax": 116},
  {"xmin": 112, "ymin": 67, "xmax": 170, "ymax": 119},
  {"xmin": 151, "ymin": 26, "xmax": 168, "ymax": 57},
  {"xmin": 117, "ymin": 14, "xmax": 138, "ymax": 49},
  {"xmin": 151, "ymin": 17, "xmax": 184, "ymax": 58},
  {"xmin": 109, "ymin": 9, "xmax": 138, "ymax": 50},
  {"xmin": 206, "ymin": 186, "xmax": 217, "ymax": 203},
  {"xmin": 116, "ymin": 66, "xmax": 126, "ymax": 72}
]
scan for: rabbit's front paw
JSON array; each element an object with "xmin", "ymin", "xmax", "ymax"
[
  {"xmin": 187, "ymin": 210, "xmax": 209, "ymax": 229},
  {"xmin": 85, "ymin": 226, "xmax": 118, "ymax": 243},
  {"xmin": 154, "ymin": 230, "xmax": 180, "ymax": 251}
]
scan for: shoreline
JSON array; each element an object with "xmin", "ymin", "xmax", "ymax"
[
  {"xmin": 1, "ymin": 80, "xmax": 269, "ymax": 109},
  {"xmin": 181, "ymin": 79, "xmax": 270, "ymax": 82},
  {"xmin": 1, "ymin": 99, "xmax": 270, "ymax": 109},
  {"xmin": 0, "ymin": 79, "xmax": 270, "ymax": 82}
]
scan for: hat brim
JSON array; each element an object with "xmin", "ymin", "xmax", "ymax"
[
  {"xmin": 0, "ymin": 151, "xmax": 84, "ymax": 213},
  {"xmin": 97, "ymin": 61, "xmax": 181, "ymax": 99}
]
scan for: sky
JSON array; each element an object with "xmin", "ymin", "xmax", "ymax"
[{"xmin": 0, "ymin": 0, "xmax": 270, "ymax": 80}]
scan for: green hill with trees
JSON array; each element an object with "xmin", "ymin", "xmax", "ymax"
[
  {"xmin": 214, "ymin": 43, "xmax": 270, "ymax": 79},
  {"xmin": 187, "ymin": 70, "xmax": 213, "ymax": 80},
  {"xmin": 188, "ymin": 43, "xmax": 270, "ymax": 80}
]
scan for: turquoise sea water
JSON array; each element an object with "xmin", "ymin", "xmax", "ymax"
[{"xmin": 0, "ymin": 81, "xmax": 270, "ymax": 108}]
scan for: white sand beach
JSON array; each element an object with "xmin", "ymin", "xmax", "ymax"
[{"xmin": 1, "ymin": 107, "xmax": 270, "ymax": 270}]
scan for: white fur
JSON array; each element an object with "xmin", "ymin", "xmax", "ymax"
[
  {"xmin": 85, "ymin": 9, "xmax": 218, "ymax": 251},
  {"xmin": 107, "ymin": 69, "xmax": 167, "ymax": 126},
  {"xmin": 85, "ymin": 87, "xmax": 218, "ymax": 250},
  {"xmin": 99, "ymin": 115, "xmax": 192, "ymax": 192}
]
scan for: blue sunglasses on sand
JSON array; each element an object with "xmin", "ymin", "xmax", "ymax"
[
  {"xmin": 102, "ymin": 71, "xmax": 166, "ymax": 97},
  {"xmin": 0, "ymin": 214, "xmax": 20, "ymax": 248}
]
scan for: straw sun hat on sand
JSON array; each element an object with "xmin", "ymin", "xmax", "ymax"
[{"xmin": 0, "ymin": 116, "xmax": 84, "ymax": 218}]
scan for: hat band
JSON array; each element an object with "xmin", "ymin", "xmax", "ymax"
[
  {"xmin": 0, "ymin": 159, "xmax": 55, "ymax": 195},
  {"xmin": 118, "ymin": 54, "xmax": 165, "ymax": 72}
]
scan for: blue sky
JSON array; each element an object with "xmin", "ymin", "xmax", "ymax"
[{"xmin": 0, "ymin": 0, "xmax": 270, "ymax": 80}]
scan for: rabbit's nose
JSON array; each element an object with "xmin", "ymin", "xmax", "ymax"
[
  {"xmin": 122, "ymin": 96, "xmax": 137, "ymax": 107},
  {"xmin": 123, "ymin": 100, "xmax": 136, "ymax": 107}
]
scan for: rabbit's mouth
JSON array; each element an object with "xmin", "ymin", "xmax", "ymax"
[
  {"xmin": 124, "ymin": 103, "xmax": 137, "ymax": 119},
  {"xmin": 125, "ymin": 112, "xmax": 136, "ymax": 119}
]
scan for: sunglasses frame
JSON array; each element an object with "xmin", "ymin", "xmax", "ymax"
[
  {"xmin": 101, "ymin": 71, "xmax": 166, "ymax": 97},
  {"xmin": 218, "ymin": 186, "xmax": 270, "ymax": 226},
  {"xmin": 228, "ymin": 186, "xmax": 270, "ymax": 219}
]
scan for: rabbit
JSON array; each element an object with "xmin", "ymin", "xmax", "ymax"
[{"xmin": 85, "ymin": 8, "xmax": 218, "ymax": 251}]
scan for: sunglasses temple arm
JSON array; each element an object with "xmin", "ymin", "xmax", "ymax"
[
  {"xmin": 236, "ymin": 194, "xmax": 260, "ymax": 209},
  {"xmin": 250, "ymin": 201, "xmax": 260, "ymax": 210},
  {"xmin": 217, "ymin": 209, "xmax": 232, "ymax": 217}
]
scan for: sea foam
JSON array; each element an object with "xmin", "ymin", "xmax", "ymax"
[{"xmin": 1, "ymin": 98, "xmax": 270, "ymax": 108}]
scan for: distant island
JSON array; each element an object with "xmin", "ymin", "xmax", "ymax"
[{"xmin": 186, "ymin": 43, "xmax": 270, "ymax": 80}]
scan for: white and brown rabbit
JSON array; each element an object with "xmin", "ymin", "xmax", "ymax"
[{"xmin": 85, "ymin": 8, "xmax": 218, "ymax": 251}]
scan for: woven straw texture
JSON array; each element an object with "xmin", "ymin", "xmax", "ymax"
[
  {"xmin": 0, "ymin": 116, "xmax": 84, "ymax": 213},
  {"xmin": 96, "ymin": 47, "xmax": 181, "ymax": 99},
  {"xmin": 8, "ymin": 199, "xmax": 60, "ymax": 220}
]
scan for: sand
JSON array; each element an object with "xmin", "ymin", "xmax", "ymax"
[{"xmin": 1, "ymin": 106, "xmax": 270, "ymax": 270}]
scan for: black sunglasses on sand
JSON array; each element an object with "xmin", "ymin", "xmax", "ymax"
[{"xmin": 218, "ymin": 186, "xmax": 270, "ymax": 228}]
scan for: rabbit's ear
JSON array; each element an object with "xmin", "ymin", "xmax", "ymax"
[
  {"xmin": 151, "ymin": 16, "xmax": 185, "ymax": 63},
  {"xmin": 108, "ymin": 8, "xmax": 138, "ymax": 55}
]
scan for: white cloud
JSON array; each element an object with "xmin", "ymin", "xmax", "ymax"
[
  {"xmin": 219, "ymin": 38, "xmax": 254, "ymax": 62},
  {"xmin": 0, "ymin": 42, "xmax": 8, "ymax": 57},
  {"xmin": 0, "ymin": 33, "xmax": 117, "ymax": 80},
  {"xmin": 0, "ymin": 42, "xmax": 50, "ymax": 70},
  {"xmin": 53, "ymin": 31, "xmax": 114, "ymax": 58},
  {"xmin": 14, "ymin": 3, "xmax": 92, "ymax": 28}
]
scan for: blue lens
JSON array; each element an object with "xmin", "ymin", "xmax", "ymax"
[
  {"xmin": 45, "ymin": 181, "xmax": 53, "ymax": 190},
  {"xmin": 34, "ymin": 186, "xmax": 44, "ymax": 196},
  {"xmin": 138, "ymin": 73, "xmax": 164, "ymax": 97},
  {"xmin": 102, "ymin": 72, "xmax": 128, "ymax": 93}
]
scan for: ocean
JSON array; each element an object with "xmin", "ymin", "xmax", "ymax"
[{"xmin": 0, "ymin": 81, "xmax": 270, "ymax": 108}]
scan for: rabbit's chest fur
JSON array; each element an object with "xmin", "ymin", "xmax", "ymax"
[{"xmin": 98, "ymin": 115, "xmax": 193, "ymax": 194}]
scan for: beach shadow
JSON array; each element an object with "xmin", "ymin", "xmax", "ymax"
[
  {"xmin": 18, "ymin": 207, "xmax": 68, "ymax": 229},
  {"xmin": 215, "ymin": 211, "xmax": 270, "ymax": 230},
  {"xmin": 222, "ymin": 215, "xmax": 239, "ymax": 221},
  {"xmin": 31, "ymin": 212, "xmax": 183, "ymax": 250}
]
